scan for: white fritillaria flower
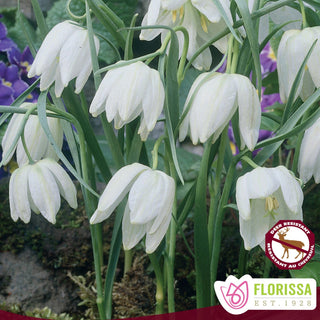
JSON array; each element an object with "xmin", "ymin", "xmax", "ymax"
[
  {"xmin": 277, "ymin": 27, "xmax": 320, "ymax": 103},
  {"xmin": 90, "ymin": 163, "xmax": 175, "ymax": 254},
  {"xmin": 298, "ymin": 117, "xmax": 320, "ymax": 183},
  {"xmin": 28, "ymin": 20, "xmax": 99, "ymax": 97},
  {"xmin": 140, "ymin": 0, "xmax": 230, "ymax": 70},
  {"xmin": 1, "ymin": 103, "xmax": 63, "ymax": 166},
  {"xmin": 236, "ymin": 166, "xmax": 303, "ymax": 250},
  {"xmin": 89, "ymin": 61, "xmax": 165, "ymax": 141},
  {"xmin": 9, "ymin": 158, "xmax": 77, "ymax": 224},
  {"xmin": 179, "ymin": 72, "xmax": 261, "ymax": 150}
]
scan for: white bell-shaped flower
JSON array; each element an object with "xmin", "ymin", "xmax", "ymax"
[
  {"xmin": 9, "ymin": 158, "xmax": 77, "ymax": 224},
  {"xmin": 89, "ymin": 61, "xmax": 165, "ymax": 141},
  {"xmin": 1, "ymin": 103, "xmax": 63, "ymax": 167},
  {"xmin": 298, "ymin": 117, "xmax": 320, "ymax": 183},
  {"xmin": 179, "ymin": 72, "xmax": 261, "ymax": 150},
  {"xmin": 90, "ymin": 163, "xmax": 175, "ymax": 253},
  {"xmin": 140, "ymin": 0, "xmax": 230, "ymax": 71},
  {"xmin": 236, "ymin": 166, "xmax": 303, "ymax": 250},
  {"xmin": 28, "ymin": 20, "xmax": 99, "ymax": 97},
  {"xmin": 277, "ymin": 27, "xmax": 320, "ymax": 103}
]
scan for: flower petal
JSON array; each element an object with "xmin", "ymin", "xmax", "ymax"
[
  {"xmin": 40, "ymin": 159, "xmax": 77, "ymax": 209},
  {"xmin": 9, "ymin": 166, "xmax": 31, "ymax": 223},
  {"xmin": 90, "ymin": 163, "xmax": 148, "ymax": 224},
  {"xmin": 234, "ymin": 74, "xmax": 261, "ymax": 151},
  {"xmin": 122, "ymin": 203, "xmax": 146, "ymax": 251},
  {"xmin": 128, "ymin": 170, "xmax": 168, "ymax": 224},
  {"xmin": 28, "ymin": 163, "xmax": 61, "ymax": 224}
]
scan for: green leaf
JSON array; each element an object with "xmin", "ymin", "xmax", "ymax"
[
  {"xmin": 103, "ymin": 201, "xmax": 125, "ymax": 319},
  {"xmin": 211, "ymin": 0, "xmax": 242, "ymax": 45},
  {"xmin": 255, "ymin": 88, "xmax": 320, "ymax": 165},
  {"xmin": 290, "ymin": 261, "xmax": 320, "ymax": 286},
  {"xmin": 106, "ymin": 0, "xmax": 138, "ymax": 27},
  {"xmin": 262, "ymin": 71, "xmax": 279, "ymax": 95},
  {"xmin": 234, "ymin": 0, "xmax": 261, "ymax": 93}
]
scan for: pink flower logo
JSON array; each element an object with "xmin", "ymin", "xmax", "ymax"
[{"xmin": 214, "ymin": 275, "xmax": 251, "ymax": 315}]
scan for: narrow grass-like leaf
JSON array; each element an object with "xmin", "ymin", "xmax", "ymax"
[
  {"xmin": 282, "ymin": 40, "xmax": 317, "ymax": 124},
  {"xmin": 30, "ymin": 0, "xmax": 49, "ymax": 39},
  {"xmin": 104, "ymin": 202, "xmax": 125, "ymax": 319},
  {"xmin": 124, "ymin": 13, "xmax": 138, "ymax": 60},
  {"xmin": 234, "ymin": 0, "xmax": 261, "ymax": 93},
  {"xmin": 211, "ymin": 0, "xmax": 242, "ymax": 44},
  {"xmin": 254, "ymin": 88, "xmax": 320, "ymax": 165},
  {"xmin": 87, "ymin": 0, "xmax": 126, "ymax": 49}
]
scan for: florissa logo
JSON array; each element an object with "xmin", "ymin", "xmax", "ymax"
[
  {"xmin": 214, "ymin": 275, "xmax": 317, "ymax": 315},
  {"xmin": 265, "ymin": 220, "xmax": 315, "ymax": 270}
]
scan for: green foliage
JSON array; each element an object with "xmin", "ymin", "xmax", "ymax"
[
  {"xmin": 106, "ymin": 0, "xmax": 138, "ymax": 26},
  {"xmin": 290, "ymin": 261, "xmax": 320, "ymax": 286},
  {"xmin": 0, "ymin": 303, "xmax": 76, "ymax": 320},
  {"xmin": 0, "ymin": 7, "xmax": 36, "ymax": 50}
]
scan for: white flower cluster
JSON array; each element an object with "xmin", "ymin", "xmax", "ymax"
[{"xmin": 3, "ymin": 1, "xmax": 320, "ymax": 253}]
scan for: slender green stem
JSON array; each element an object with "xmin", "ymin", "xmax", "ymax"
[
  {"xmin": 210, "ymin": 163, "xmax": 236, "ymax": 304},
  {"xmin": 176, "ymin": 26, "xmax": 189, "ymax": 85},
  {"xmin": 241, "ymin": 155, "xmax": 259, "ymax": 169},
  {"xmin": 238, "ymin": 241, "xmax": 248, "ymax": 277},
  {"xmin": 194, "ymin": 141, "xmax": 212, "ymax": 308},
  {"xmin": 21, "ymin": 132, "xmax": 35, "ymax": 164},
  {"xmin": 149, "ymin": 253, "xmax": 165, "ymax": 314},
  {"xmin": 208, "ymin": 128, "xmax": 228, "ymax": 256},
  {"xmin": 166, "ymin": 161, "xmax": 177, "ymax": 313},
  {"xmin": 299, "ymin": 0, "xmax": 308, "ymax": 29},
  {"xmin": 152, "ymin": 136, "xmax": 165, "ymax": 170},
  {"xmin": 124, "ymin": 250, "xmax": 133, "ymax": 275}
]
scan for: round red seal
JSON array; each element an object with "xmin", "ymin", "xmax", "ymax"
[{"xmin": 265, "ymin": 220, "xmax": 315, "ymax": 270}]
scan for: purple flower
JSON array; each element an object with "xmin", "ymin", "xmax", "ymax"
[
  {"xmin": 260, "ymin": 42, "xmax": 277, "ymax": 77},
  {"xmin": 0, "ymin": 19, "xmax": 17, "ymax": 52},
  {"xmin": 7, "ymin": 46, "xmax": 35, "ymax": 84},
  {"xmin": 0, "ymin": 61, "xmax": 29, "ymax": 105}
]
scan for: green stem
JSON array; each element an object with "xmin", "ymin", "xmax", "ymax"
[
  {"xmin": 237, "ymin": 242, "xmax": 248, "ymax": 277},
  {"xmin": 149, "ymin": 253, "xmax": 165, "ymax": 314},
  {"xmin": 176, "ymin": 26, "xmax": 189, "ymax": 85},
  {"xmin": 208, "ymin": 128, "xmax": 228, "ymax": 256},
  {"xmin": 124, "ymin": 250, "xmax": 133, "ymax": 275},
  {"xmin": 152, "ymin": 136, "xmax": 165, "ymax": 170},
  {"xmin": 166, "ymin": 161, "xmax": 177, "ymax": 313},
  {"xmin": 21, "ymin": 131, "xmax": 35, "ymax": 164},
  {"xmin": 299, "ymin": 0, "xmax": 308, "ymax": 29},
  {"xmin": 194, "ymin": 141, "xmax": 212, "ymax": 308},
  {"xmin": 210, "ymin": 163, "xmax": 236, "ymax": 304},
  {"xmin": 241, "ymin": 155, "xmax": 259, "ymax": 169}
]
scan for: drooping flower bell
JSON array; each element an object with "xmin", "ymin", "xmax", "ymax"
[
  {"xmin": 179, "ymin": 72, "xmax": 261, "ymax": 150},
  {"xmin": 277, "ymin": 27, "xmax": 320, "ymax": 103},
  {"xmin": 28, "ymin": 20, "xmax": 99, "ymax": 97},
  {"xmin": 9, "ymin": 158, "xmax": 77, "ymax": 224},
  {"xmin": 90, "ymin": 163, "xmax": 175, "ymax": 254},
  {"xmin": 298, "ymin": 117, "xmax": 320, "ymax": 183},
  {"xmin": 140, "ymin": 0, "xmax": 230, "ymax": 71},
  {"xmin": 89, "ymin": 61, "xmax": 165, "ymax": 141},
  {"xmin": 1, "ymin": 103, "xmax": 63, "ymax": 166},
  {"xmin": 236, "ymin": 166, "xmax": 303, "ymax": 250}
]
